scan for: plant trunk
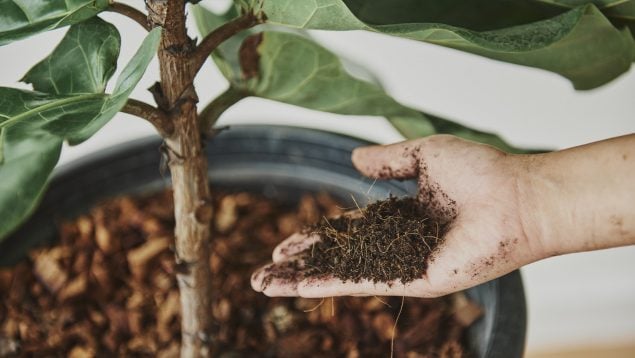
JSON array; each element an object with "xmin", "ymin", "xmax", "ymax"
[{"xmin": 147, "ymin": 1, "xmax": 213, "ymax": 356}]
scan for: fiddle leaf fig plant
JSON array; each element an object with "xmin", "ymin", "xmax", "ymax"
[{"xmin": 0, "ymin": 0, "xmax": 632, "ymax": 356}]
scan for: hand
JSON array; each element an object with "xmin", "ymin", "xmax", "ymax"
[{"xmin": 251, "ymin": 135, "xmax": 545, "ymax": 298}]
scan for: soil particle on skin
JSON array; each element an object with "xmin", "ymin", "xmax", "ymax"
[
  {"xmin": 0, "ymin": 191, "xmax": 477, "ymax": 357},
  {"xmin": 302, "ymin": 196, "xmax": 449, "ymax": 284}
]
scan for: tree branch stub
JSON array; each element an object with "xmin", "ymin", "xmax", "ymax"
[
  {"xmin": 121, "ymin": 99, "xmax": 174, "ymax": 137},
  {"xmin": 107, "ymin": 2, "xmax": 151, "ymax": 31},
  {"xmin": 191, "ymin": 13, "xmax": 260, "ymax": 77}
]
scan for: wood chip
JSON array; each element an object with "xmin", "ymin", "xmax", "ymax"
[
  {"xmin": 215, "ymin": 196, "xmax": 238, "ymax": 233},
  {"xmin": 127, "ymin": 236, "xmax": 169, "ymax": 277},
  {"xmin": 57, "ymin": 274, "xmax": 87, "ymax": 301},
  {"xmin": 32, "ymin": 250, "xmax": 68, "ymax": 294},
  {"xmin": 452, "ymin": 292, "xmax": 483, "ymax": 327},
  {"xmin": 90, "ymin": 251, "xmax": 111, "ymax": 290},
  {"xmin": 76, "ymin": 216, "xmax": 94, "ymax": 241},
  {"xmin": 1, "ymin": 191, "xmax": 477, "ymax": 356},
  {"xmin": 0, "ymin": 269, "xmax": 13, "ymax": 292},
  {"xmin": 157, "ymin": 291, "xmax": 179, "ymax": 343},
  {"xmin": 68, "ymin": 345, "xmax": 94, "ymax": 358},
  {"xmin": 95, "ymin": 224, "xmax": 116, "ymax": 254},
  {"xmin": 212, "ymin": 298, "xmax": 231, "ymax": 323},
  {"xmin": 372, "ymin": 312, "xmax": 395, "ymax": 341},
  {"xmin": 157, "ymin": 342, "xmax": 179, "ymax": 358},
  {"xmin": 0, "ymin": 336, "xmax": 20, "ymax": 356}
]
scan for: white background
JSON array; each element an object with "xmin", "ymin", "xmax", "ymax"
[{"xmin": 1, "ymin": 1, "xmax": 634, "ymax": 354}]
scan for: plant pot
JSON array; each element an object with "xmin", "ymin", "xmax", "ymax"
[{"xmin": 1, "ymin": 125, "xmax": 526, "ymax": 357}]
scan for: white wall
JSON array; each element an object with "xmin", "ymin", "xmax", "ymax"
[{"xmin": 1, "ymin": 1, "xmax": 633, "ymax": 353}]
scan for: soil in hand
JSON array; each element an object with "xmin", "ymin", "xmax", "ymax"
[
  {"xmin": 0, "ymin": 191, "xmax": 478, "ymax": 357},
  {"xmin": 303, "ymin": 196, "xmax": 448, "ymax": 284}
]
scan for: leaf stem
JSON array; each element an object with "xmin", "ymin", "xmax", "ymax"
[
  {"xmin": 199, "ymin": 87, "xmax": 247, "ymax": 134},
  {"xmin": 191, "ymin": 13, "xmax": 259, "ymax": 76},
  {"xmin": 107, "ymin": 2, "xmax": 150, "ymax": 31},
  {"xmin": 121, "ymin": 99, "xmax": 174, "ymax": 137}
]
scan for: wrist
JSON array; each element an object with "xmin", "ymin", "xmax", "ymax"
[{"xmin": 511, "ymin": 153, "xmax": 562, "ymax": 261}]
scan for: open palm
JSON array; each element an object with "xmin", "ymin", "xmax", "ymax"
[{"xmin": 251, "ymin": 135, "xmax": 542, "ymax": 297}]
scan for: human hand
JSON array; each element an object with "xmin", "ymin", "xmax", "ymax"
[{"xmin": 251, "ymin": 135, "xmax": 545, "ymax": 297}]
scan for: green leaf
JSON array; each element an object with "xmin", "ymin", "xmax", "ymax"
[
  {"xmin": 260, "ymin": 1, "xmax": 635, "ymax": 89},
  {"xmin": 243, "ymin": 31, "xmax": 424, "ymax": 119},
  {"xmin": 0, "ymin": 0, "xmax": 110, "ymax": 46},
  {"xmin": 0, "ymin": 27, "xmax": 161, "ymax": 241},
  {"xmin": 22, "ymin": 17, "xmax": 120, "ymax": 95},
  {"xmin": 388, "ymin": 115, "xmax": 436, "ymax": 139},
  {"xmin": 235, "ymin": 29, "xmax": 530, "ymax": 154},
  {"xmin": 344, "ymin": 0, "xmax": 564, "ymax": 30},
  {"xmin": 603, "ymin": 1, "xmax": 635, "ymax": 33},
  {"xmin": 604, "ymin": 0, "xmax": 635, "ymax": 19},
  {"xmin": 533, "ymin": 0, "xmax": 627, "ymax": 8},
  {"xmin": 0, "ymin": 27, "xmax": 160, "ymax": 139},
  {"xmin": 68, "ymin": 26, "xmax": 162, "ymax": 143},
  {"xmin": 0, "ymin": 128, "xmax": 62, "ymax": 240}
]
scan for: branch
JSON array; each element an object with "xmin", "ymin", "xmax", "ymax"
[
  {"xmin": 198, "ymin": 87, "xmax": 247, "ymax": 134},
  {"xmin": 191, "ymin": 13, "xmax": 259, "ymax": 75},
  {"xmin": 107, "ymin": 2, "xmax": 151, "ymax": 31},
  {"xmin": 121, "ymin": 99, "xmax": 174, "ymax": 137}
]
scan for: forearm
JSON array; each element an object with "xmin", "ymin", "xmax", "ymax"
[{"xmin": 519, "ymin": 134, "xmax": 635, "ymax": 257}]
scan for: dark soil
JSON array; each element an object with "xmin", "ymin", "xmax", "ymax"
[
  {"xmin": 304, "ymin": 196, "xmax": 447, "ymax": 283},
  {"xmin": 0, "ymin": 190, "xmax": 479, "ymax": 357}
]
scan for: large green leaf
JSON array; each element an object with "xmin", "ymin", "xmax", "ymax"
[
  {"xmin": 0, "ymin": 0, "xmax": 110, "ymax": 46},
  {"xmin": 0, "ymin": 26, "xmax": 161, "ymax": 241},
  {"xmin": 604, "ymin": 0, "xmax": 635, "ymax": 19},
  {"xmin": 343, "ymin": 0, "xmax": 564, "ymax": 30},
  {"xmin": 258, "ymin": 1, "xmax": 635, "ymax": 89},
  {"xmin": 243, "ymin": 31, "xmax": 426, "ymax": 120},
  {"xmin": 0, "ymin": 128, "xmax": 62, "ymax": 239},
  {"xmin": 22, "ymin": 17, "xmax": 120, "ymax": 95},
  {"xmin": 238, "ymin": 31, "xmax": 531, "ymax": 153},
  {"xmin": 600, "ymin": 1, "xmax": 635, "ymax": 32},
  {"xmin": 533, "ymin": 0, "xmax": 627, "ymax": 8}
]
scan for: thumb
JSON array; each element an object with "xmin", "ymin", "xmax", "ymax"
[{"xmin": 352, "ymin": 139, "xmax": 422, "ymax": 179}]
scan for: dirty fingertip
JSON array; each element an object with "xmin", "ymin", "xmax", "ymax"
[
  {"xmin": 352, "ymin": 146, "xmax": 380, "ymax": 173},
  {"xmin": 262, "ymin": 279, "xmax": 300, "ymax": 297},
  {"xmin": 250, "ymin": 265, "xmax": 268, "ymax": 292}
]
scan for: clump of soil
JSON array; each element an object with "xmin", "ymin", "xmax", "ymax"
[
  {"xmin": 304, "ymin": 196, "xmax": 447, "ymax": 283},
  {"xmin": 0, "ymin": 191, "xmax": 480, "ymax": 357}
]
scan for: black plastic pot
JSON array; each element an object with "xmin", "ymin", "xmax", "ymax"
[{"xmin": 1, "ymin": 125, "xmax": 526, "ymax": 357}]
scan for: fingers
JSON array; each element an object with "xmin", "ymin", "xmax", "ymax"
[
  {"xmin": 272, "ymin": 233, "xmax": 321, "ymax": 263},
  {"xmin": 298, "ymin": 276, "xmax": 434, "ymax": 298},
  {"xmin": 251, "ymin": 257, "xmax": 443, "ymax": 298},
  {"xmin": 272, "ymin": 211, "xmax": 362, "ymax": 263},
  {"xmin": 251, "ymin": 260, "xmax": 302, "ymax": 296},
  {"xmin": 352, "ymin": 139, "xmax": 422, "ymax": 180}
]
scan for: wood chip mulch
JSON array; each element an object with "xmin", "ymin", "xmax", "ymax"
[{"xmin": 0, "ymin": 190, "xmax": 481, "ymax": 357}]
